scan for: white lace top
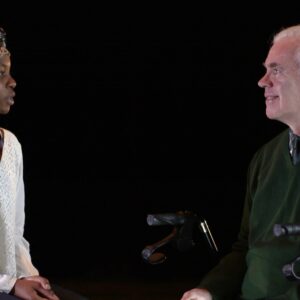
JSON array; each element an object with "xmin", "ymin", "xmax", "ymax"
[{"xmin": 0, "ymin": 129, "xmax": 38, "ymax": 293}]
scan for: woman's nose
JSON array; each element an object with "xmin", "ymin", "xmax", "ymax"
[{"xmin": 8, "ymin": 75, "xmax": 16, "ymax": 89}]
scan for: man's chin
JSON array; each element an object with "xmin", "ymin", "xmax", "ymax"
[{"xmin": 266, "ymin": 108, "xmax": 278, "ymax": 120}]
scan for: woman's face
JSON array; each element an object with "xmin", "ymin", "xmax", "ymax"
[{"xmin": 0, "ymin": 53, "xmax": 16, "ymax": 115}]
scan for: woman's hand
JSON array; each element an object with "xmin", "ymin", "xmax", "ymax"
[{"xmin": 11, "ymin": 276, "xmax": 59, "ymax": 300}]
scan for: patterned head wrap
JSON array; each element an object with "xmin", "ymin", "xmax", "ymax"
[{"xmin": 0, "ymin": 27, "xmax": 10, "ymax": 57}]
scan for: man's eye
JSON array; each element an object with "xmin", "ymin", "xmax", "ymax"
[
  {"xmin": 272, "ymin": 68, "xmax": 280, "ymax": 74},
  {"xmin": 0, "ymin": 71, "xmax": 5, "ymax": 76}
]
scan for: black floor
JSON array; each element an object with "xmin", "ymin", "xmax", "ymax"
[{"xmin": 53, "ymin": 278, "xmax": 197, "ymax": 300}]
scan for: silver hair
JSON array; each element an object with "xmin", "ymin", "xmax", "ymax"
[
  {"xmin": 273, "ymin": 25, "xmax": 300, "ymax": 43},
  {"xmin": 273, "ymin": 25, "xmax": 300, "ymax": 69}
]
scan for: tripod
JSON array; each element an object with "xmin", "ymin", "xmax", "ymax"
[
  {"xmin": 141, "ymin": 210, "xmax": 219, "ymax": 264},
  {"xmin": 274, "ymin": 223, "xmax": 300, "ymax": 281}
]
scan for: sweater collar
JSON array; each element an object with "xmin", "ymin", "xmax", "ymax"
[{"xmin": 288, "ymin": 129, "xmax": 300, "ymax": 165}]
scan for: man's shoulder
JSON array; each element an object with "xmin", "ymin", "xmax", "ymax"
[
  {"xmin": 265, "ymin": 128, "xmax": 288, "ymax": 147},
  {"xmin": 251, "ymin": 129, "xmax": 288, "ymax": 161}
]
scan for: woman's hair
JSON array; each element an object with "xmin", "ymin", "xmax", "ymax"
[
  {"xmin": 0, "ymin": 27, "xmax": 10, "ymax": 57},
  {"xmin": 0, "ymin": 27, "xmax": 7, "ymax": 48}
]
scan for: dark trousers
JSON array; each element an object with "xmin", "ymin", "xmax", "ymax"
[{"xmin": 0, "ymin": 284, "xmax": 89, "ymax": 300}]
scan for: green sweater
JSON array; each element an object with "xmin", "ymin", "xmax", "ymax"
[{"xmin": 199, "ymin": 129, "xmax": 300, "ymax": 300}]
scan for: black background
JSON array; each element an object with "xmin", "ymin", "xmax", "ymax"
[{"xmin": 1, "ymin": 6, "xmax": 297, "ymax": 284}]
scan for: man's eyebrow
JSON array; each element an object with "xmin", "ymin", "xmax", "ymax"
[{"xmin": 262, "ymin": 62, "xmax": 280, "ymax": 68}]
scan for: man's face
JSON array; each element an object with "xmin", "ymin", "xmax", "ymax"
[
  {"xmin": 258, "ymin": 38, "xmax": 300, "ymax": 131},
  {"xmin": 0, "ymin": 53, "xmax": 16, "ymax": 115}
]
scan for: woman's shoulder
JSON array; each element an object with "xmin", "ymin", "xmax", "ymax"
[{"xmin": 1, "ymin": 128, "xmax": 21, "ymax": 146}]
